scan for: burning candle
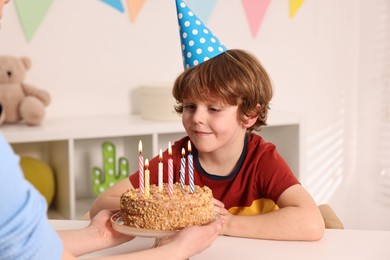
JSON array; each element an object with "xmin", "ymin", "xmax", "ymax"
[
  {"xmin": 138, "ymin": 140, "xmax": 144, "ymax": 194},
  {"xmin": 180, "ymin": 148, "xmax": 186, "ymax": 189},
  {"xmin": 144, "ymin": 159, "xmax": 150, "ymax": 196},
  {"xmin": 188, "ymin": 140, "xmax": 194, "ymax": 193},
  {"xmin": 168, "ymin": 141, "xmax": 173, "ymax": 195},
  {"xmin": 158, "ymin": 149, "xmax": 163, "ymax": 192}
]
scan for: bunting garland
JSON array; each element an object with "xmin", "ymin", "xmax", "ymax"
[
  {"xmin": 289, "ymin": 0, "xmax": 305, "ymax": 18},
  {"xmin": 100, "ymin": 0, "xmax": 125, "ymax": 13},
  {"xmin": 14, "ymin": 0, "xmax": 54, "ymax": 42},
  {"xmin": 186, "ymin": 0, "xmax": 217, "ymax": 24},
  {"xmin": 125, "ymin": 0, "xmax": 147, "ymax": 22},
  {"xmin": 13, "ymin": 0, "xmax": 306, "ymax": 42},
  {"xmin": 241, "ymin": 0, "xmax": 272, "ymax": 38}
]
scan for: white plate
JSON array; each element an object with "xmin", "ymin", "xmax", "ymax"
[{"xmin": 110, "ymin": 212, "xmax": 178, "ymax": 238}]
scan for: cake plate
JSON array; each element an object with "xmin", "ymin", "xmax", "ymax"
[{"xmin": 110, "ymin": 212, "xmax": 178, "ymax": 238}]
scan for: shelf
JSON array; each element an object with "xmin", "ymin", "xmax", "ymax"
[
  {"xmin": 3, "ymin": 110, "xmax": 301, "ymax": 219},
  {"xmin": 2, "ymin": 114, "xmax": 185, "ymax": 143},
  {"xmin": 2, "ymin": 110, "xmax": 299, "ymax": 143}
]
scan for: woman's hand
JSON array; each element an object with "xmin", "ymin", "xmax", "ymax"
[
  {"xmin": 88, "ymin": 209, "xmax": 135, "ymax": 249},
  {"xmin": 158, "ymin": 219, "xmax": 224, "ymax": 259},
  {"xmin": 58, "ymin": 209, "xmax": 133, "ymax": 256}
]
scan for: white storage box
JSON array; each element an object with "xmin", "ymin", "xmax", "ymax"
[{"xmin": 140, "ymin": 84, "xmax": 180, "ymax": 121}]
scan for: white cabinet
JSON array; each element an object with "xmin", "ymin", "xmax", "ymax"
[{"xmin": 2, "ymin": 110, "xmax": 301, "ymax": 220}]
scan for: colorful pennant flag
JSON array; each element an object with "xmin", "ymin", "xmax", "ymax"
[
  {"xmin": 289, "ymin": 0, "xmax": 304, "ymax": 18},
  {"xmin": 14, "ymin": 0, "xmax": 54, "ymax": 42},
  {"xmin": 241, "ymin": 0, "xmax": 272, "ymax": 38},
  {"xmin": 186, "ymin": 0, "xmax": 218, "ymax": 24},
  {"xmin": 125, "ymin": 0, "xmax": 147, "ymax": 23},
  {"xmin": 100, "ymin": 0, "xmax": 125, "ymax": 13},
  {"xmin": 13, "ymin": 0, "xmax": 308, "ymax": 44}
]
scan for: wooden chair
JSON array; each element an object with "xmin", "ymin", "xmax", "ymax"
[{"xmin": 318, "ymin": 204, "xmax": 344, "ymax": 229}]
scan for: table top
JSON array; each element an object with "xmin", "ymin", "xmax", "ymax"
[{"xmin": 49, "ymin": 219, "xmax": 390, "ymax": 260}]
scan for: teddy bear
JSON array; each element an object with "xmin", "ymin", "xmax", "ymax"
[{"xmin": 0, "ymin": 55, "xmax": 50, "ymax": 126}]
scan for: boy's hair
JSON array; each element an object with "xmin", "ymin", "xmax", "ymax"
[{"xmin": 172, "ymin": 49, "xmax": 273, "ymax": 132}]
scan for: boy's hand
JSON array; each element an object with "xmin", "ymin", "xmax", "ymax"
[
  {"xmin": 213, "ymin": 198, "xmax": 228, "ymax": 216},
  {"xmin": 213, "ymin": 198, "xmax": 232, "ymax": 235}
]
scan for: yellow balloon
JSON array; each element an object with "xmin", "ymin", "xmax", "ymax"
[{"xmin": 20, "ymin": 156, "xmax": 55, "ymax": 206}]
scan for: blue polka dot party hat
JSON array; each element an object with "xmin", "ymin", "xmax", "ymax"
[{"xmin": 175, "ymin": 0, "xmax": 227, "ymax": 70}]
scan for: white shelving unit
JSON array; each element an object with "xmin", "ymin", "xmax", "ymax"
[{"xmin": 2, "ymin": 110, "xmax": 301, "ymax": 220}]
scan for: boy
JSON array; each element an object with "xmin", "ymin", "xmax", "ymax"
[{"xmin": 90, "ymin": 0, "xmax": 324, "ymax": 241}]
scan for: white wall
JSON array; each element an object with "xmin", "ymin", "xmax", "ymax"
[
  {"xmin": 351, "ymin": 0, "xmax": 390, "ymax": 230},
  {"xmin": 1, "ymin": 0, "xmax": 389, "ymax": 230}
]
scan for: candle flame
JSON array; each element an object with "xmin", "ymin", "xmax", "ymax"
[
  {"xmin": 159, "ymin": 149, "xmax": 163, "ymax": 161},
  {"xmin": 168, "ymin": 141, "xmax": 172, "ymax": 156},
  {"xmin": 188, "ymin": 140, "xmax": 192, "ymax": 153},
  {"xmin": 145, "ymin": 158, "xmax": 149, "ymax": 168},
  {"xmin": 138, "ymin": 140, "xmax": 143, "ymax": 154},
  {"xmin": 181, "ymin": 147, "xmax": 185, "ymax": 157}
]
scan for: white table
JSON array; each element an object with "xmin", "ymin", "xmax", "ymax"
[{"xmin": 49, "ymin": 220, "xmax": 390, "ymax": 260}]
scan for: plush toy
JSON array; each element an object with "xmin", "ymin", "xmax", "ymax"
[{"xmin": 0, "ymin": 55, "xmax": 51, "ymax": 126}]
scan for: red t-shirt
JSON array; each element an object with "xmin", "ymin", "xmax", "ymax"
[{"xmin": 130, "ymin": 134, "xmax": 299, "ymax": 215}]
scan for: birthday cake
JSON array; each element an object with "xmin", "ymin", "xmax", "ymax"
[{"xmin": 120, "ymin": 183, "xmax": 215, "ymax": 230}]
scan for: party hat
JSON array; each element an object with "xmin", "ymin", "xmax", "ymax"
[{"xmin": 175, "ymin": 0, "xmax": 227, "ymax": 70}]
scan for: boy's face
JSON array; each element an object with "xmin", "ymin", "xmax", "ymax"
[{"xmin": 181, "ymin": 99, "xmax": 247, "ymax": 154}]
